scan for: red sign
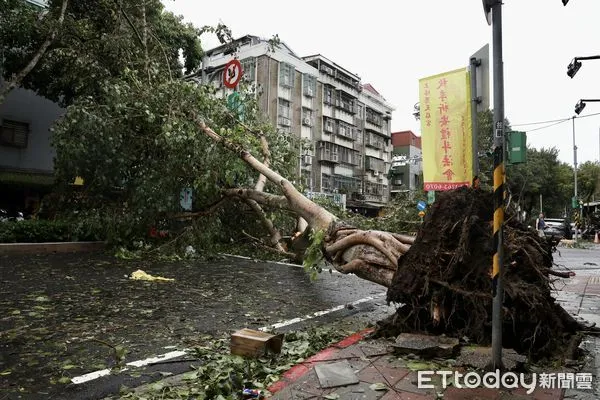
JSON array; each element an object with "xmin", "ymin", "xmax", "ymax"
[{"xmin": 223, "ymin": 59, "xmax": 242, "ymax": 89}]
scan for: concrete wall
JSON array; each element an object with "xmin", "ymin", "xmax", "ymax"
[{"xmin": 0, "ymin": 87, "xmax": 63, "ymax": 173}]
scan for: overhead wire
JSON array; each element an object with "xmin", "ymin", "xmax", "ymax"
[{"xmin": 515, "ymin": 111, "xmax": 600, "ymax": 134}]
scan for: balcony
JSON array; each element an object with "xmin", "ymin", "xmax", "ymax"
[{"xmin": 317, "ymin": 149, "xmax": 340, "ymax": 164}]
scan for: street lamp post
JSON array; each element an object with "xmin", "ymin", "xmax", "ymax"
[{"xmin": 572, "ymin": 116, "xmax": 579, "ymax": 242}]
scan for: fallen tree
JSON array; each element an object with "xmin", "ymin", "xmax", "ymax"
[
  {"xmin": 195, "ymin": 121, "xmax": 588, "ymax": 360},
  {"xmin": 10, "ymin": 1, "xmax": 584, "ymax": 359}
]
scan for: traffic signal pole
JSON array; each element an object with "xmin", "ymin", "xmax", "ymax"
[{"xmin": 490, "ymin": 0, "xmax": 505, "ymax": 371}]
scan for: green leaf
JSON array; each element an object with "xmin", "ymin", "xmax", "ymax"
[{"xmin": 369, "ymin": 382, "xmax": 388, "ymax": 391}]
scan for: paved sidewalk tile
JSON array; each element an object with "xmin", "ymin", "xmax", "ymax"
[
  {"xmin": 328, "ymin": 381, "xmax": 387, "ymax": 400},
  {"xmin": 380, "ymin": 389, "xmax": 436, "ymax": 399},
  {"xmin": 393, "ymin": 371, "xmax": 442, "ymax": 397},
  {"xmin": 357, "ymin": 364, "xmax": 410, "ymax": 386},
  {"xmin": 443, "ymin": 386, "xmax": 502, "ymax": 399}
]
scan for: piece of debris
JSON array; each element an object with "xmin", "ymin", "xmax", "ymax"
[
  {"xmin": 314, "ymin": 360, "xmax": 359, "ymax": 389},
  {"xmin": 392, "ymin": 333, "xmax": 460, "ymax": 359},
  {"xmin": 230, "ymin": 328, "xmax": 283, "ymax": 358},
  {"xmin": 456, "ymin": 346, "xmax": 527, "ymax": 371},
  {"xmin": 129, "ymin": 269, "xmax": 174, "ymax": 282},
  {"xmin": 184, "ymin": 245, "xmax": 196, "ymax": 257}
]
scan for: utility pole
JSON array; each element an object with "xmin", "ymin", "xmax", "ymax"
[{"xmin": 486, "ymin": 0, "xmax": 506, "ymax": 371}]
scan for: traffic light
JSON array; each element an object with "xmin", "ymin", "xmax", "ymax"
[
  {"xmin": 567, "ymin": 59, "xmax": 582, "ymax": 78},
  {"xmin": 575, "ymin": 100, "xmax": 586, "ymax": 115}
]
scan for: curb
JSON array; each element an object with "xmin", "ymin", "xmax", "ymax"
[
  {"xmin": 267, "ymin": 328, "xmax": 375, "ymax": 394},
  {"xmin": 0, "ymin": 241, "xmax": 106, "ymax": 255}
]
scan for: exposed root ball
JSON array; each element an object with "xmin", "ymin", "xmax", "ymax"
[{"xmin": 380, "ymin": 187, "xmax": 583, "ymax": 360}]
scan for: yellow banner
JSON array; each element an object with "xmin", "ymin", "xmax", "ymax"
[{"xmin": 419, "ymin": 68, "xmax": 472, "ymax": 191}]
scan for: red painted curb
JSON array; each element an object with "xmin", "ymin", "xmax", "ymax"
[{"xmin": 267, "ymin": 328, "xmax": 375, "ymax": 395}]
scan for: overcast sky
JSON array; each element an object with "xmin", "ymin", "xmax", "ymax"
[{"xmin": 163, "ymin": 0, "xmax": 600, "ymax": 166}]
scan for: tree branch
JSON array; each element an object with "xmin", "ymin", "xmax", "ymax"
[
  {"xmin": 325, "ymin": 231, "xmax": 399, "ymax": 269},
  {"xmin": 112, "ymin": 0, "xmax": 145, "ymax": 49},
  {"xmin": 242, "ymin": 198, "xmax": 285, "ymax": 251},
  {"xmin": 198, "ymin": 120, "xmax": 336, "ymax": 231},
  {"xmin": 240, "ymin": 230, "xmax": 296, "ymax": 259},
  {"xmin": 222, "ymin": 188, "xmax": 291, "ymax": 210},
  {"xmin": 0, "ymin": 0, "xmax": 69, "ymax": 104}
]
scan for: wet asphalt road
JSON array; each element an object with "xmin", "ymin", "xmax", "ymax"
[
  {"xmin": 1, "ymin": 246, "xmax": 598, "ymax": 400},
  {"xmin": 0, "ymin": 252, "xmax": 393, "ymax": 400}
]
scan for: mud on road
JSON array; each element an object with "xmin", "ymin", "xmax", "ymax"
[{"xmin": 0, "ymin": 252, "xmax": 386, "ymax": 399}]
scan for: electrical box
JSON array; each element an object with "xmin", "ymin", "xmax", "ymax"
[{"xmin": 507, "ymin": 131, "xmax": 527, "ymax": 164}]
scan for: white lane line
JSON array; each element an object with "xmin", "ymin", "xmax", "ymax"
[
  {"xmin": 71, "ymin": 350, "xmax": 187, "ymax": 384},
  {"xmin": 72, "ymin": 294, "xmax": 385, "ymax": 384},
  {"xmin": 258, "ymin": 293, "xmax": 386, "ymax": 331}
]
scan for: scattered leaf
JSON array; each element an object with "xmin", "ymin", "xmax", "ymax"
[
  {"xmin": 57, "ymin": 376, "xmax": 72, "ymax": 384},
  {"xmin": 324, "ymin": 394, "xmax": 340, "ymax": 399},
  {"xmin": 369, "ymin": 382, "xmax": 388, "ymax": 391}
]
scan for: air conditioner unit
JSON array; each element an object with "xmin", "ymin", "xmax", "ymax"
[
  {"xmin": 303, "ymin": 117, "xmax": 312, "ymax": 126},
  {"xmin": 306, "ymin": 87, "xmax": 314, "ymax": 97},
  {"xmin": 332, "ymin": 153, "xmax": 338, "ymax": 162},
  {"xmin": 373, "ymin": 171, "xmax": 379, "ymax": 177},
  {"xmin": 279, "ymin": 117, "xmax": 291, "ymax": 127},
  {"xmin": 302, "ymin": 155, "xmax": 312, "ymax": 165}
]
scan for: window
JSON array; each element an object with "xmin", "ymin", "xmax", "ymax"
[
  {"xmin": 279, "ymin": 62, "xmax": 295, "ymax": 88},
  {"xmin": 323, "ymin": 117, "xmax": 334, "ymax": 133},
  {"xmin": 0, "ymin": 120, "xmax": 29, "ymax": 148},
  {"xmin": 324, "ymin": 86, "xmax": 334, "ymax": 105},
  {"xmin": 241, "ymin": 57, "xmax": 256, "ymax": 81},
  {"xmin": 366, "ymin": 108, "xmax": 382, "ymax": 126},
  {"xmin": 278, "ymin": 99, "xmax": 290, "ymax": 119},
  {"xmin": 303, "ymin": 75, "xmax": 317, "ymax": 97}
]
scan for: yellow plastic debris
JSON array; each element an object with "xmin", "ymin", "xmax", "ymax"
[{"xmin": 130, "ymin": 269, "xmax": 174, "ymax": 282}]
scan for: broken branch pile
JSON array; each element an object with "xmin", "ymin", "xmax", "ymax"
[{"xmin": 379, "ymin": 187, "xmax": 584, "ymax": 360}]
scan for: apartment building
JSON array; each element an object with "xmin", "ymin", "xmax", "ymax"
[
  {"xmin": 389, "ymin": 130, "xmax": 423, "ymax": 194},
  {"xmin": 201, "ymin": 35, "xmax": 395, "ymax": 209}
]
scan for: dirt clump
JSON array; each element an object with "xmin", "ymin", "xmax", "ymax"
[{"xmin": 379, "ymin": 187, "xmax": 584, "ymax": 361}]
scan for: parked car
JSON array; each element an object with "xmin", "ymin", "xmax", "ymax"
[{"xmin": 543, "ymin": 218, "xmax": 570, "ymax": 241}]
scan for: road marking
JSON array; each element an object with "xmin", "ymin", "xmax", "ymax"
[
  {"xmin": 71, "ymin": 350, "xmax": 187, "ymax": 384},
  {"xmin": 589, "ymin": 276, "xmax": 600, "ymax": 284},
  {"xmin": 72, "ymin": 257, "xmax": 383, "ymax": 385},
  {"xmin": 258, "ymin": 293, "xmax": 386, "ymax": 331}
]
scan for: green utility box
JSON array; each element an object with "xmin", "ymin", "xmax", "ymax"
[{"xmin": 507, "ymin": 131, "xmax": 527, "ymax": 164}]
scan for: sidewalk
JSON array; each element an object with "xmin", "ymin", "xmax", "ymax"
[{"xmin": 267, "ymin": 272, "xmax": 600, "ymax": 400}]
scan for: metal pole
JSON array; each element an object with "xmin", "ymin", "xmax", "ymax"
[
  {"xmin": 470, "ymin": 57, "xmax": 480, "ymax": 178},
  {"xmin": 540, "ymin": 194, "xmax": 543, "ymax": 214},
  {"xmin": 491, "ymin": 0, "xmax": 505, "ymax": 371},
  {"xmin": 573, "ymin": 116, "xmax": 579, "ymax": 242}
]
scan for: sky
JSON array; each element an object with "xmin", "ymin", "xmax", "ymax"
[{"xmin": 163, "ymin": 0, "xmax": 600, "ymax": 166}]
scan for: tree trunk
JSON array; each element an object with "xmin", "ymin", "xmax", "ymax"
[
  {"xmin": 198, "ymin": 121, "xmax": 414, "ymax": 288},
  {"xmin": 0, "ymin": 0, "xmax": 69, "ymax": 105}
]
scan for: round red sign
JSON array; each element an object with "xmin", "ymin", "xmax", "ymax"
[{"xmin": 223, "ymin": 59, "xmax": 243, "ymax": 89}]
